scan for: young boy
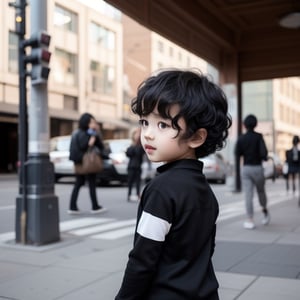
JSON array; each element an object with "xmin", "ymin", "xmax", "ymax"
[{"xmin": 115, "ymin": 69, "xmax": 232, "ymax": 300}]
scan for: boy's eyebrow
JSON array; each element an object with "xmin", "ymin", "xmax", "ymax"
[
  {"xmin": 152, "ymin": 111, "xmax": 161, "ymax": 117},
  {"xmin": 147, "ymin": 109, "xmax": 162, "ymax": 118},
  {"xmin": 152, "ymin": 111, "xmax": 171, "ymax": 120}
]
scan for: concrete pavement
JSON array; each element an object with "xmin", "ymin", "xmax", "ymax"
[{"xmin": 0, "ymin": 177, "xmax": 300, "ymax": 299}]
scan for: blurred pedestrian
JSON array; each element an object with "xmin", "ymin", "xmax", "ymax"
[
  {"xmin": 235, "ymin": 114, "xmax": 270, "ymax": 229},
  {"xmin": 126, "ymin": 128, "xmax": 145, "ymax": 202},
  {"xmin": 115, "ymin": 69, "xmax": 232, "ymax": 300},
  {"xmin": 285, "ymin": 135, "xmax": 300, "ymax": 194},
  {"xmin": 68, "ymin": 113, "xmax": 106, "ymax": 214}
]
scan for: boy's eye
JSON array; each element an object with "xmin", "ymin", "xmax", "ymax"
[
  {"xmin": 139, "ymin": 119, "xmax": 148, "ymax": 127},
  {"xmin": 158, "ymin": 122, "xmax": 169, "ymax": 129}
]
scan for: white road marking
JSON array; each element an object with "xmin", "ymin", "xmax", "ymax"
[
  {"xmin": 217, "ymin": 191, "xmax": 291, "ymax": 222},
  {"xmin": 91, "ymin": 226, "xmax": 136, "ymax": 240},
  {"xmin": 0, "ymin": 205, "xmax": 15, "ymax": 211},
  {"xmin": 0, "ymin": 191, "xmax": 294, "ymax": 243},
  {"xmin": 69, "ymin": 219, "xmax": 136, "ymax": 236},
  {"xmin": 60, "ymin": 217, "xmax": 114, "ymax": 232},
  {"xmin": 0, "ymin": 232, "xmax": 14, "ymax": 242}
]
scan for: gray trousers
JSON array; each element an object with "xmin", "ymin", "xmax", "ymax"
[{"xmin": 242, "ymin": 165, "xmax": 267, "ymax": 218}]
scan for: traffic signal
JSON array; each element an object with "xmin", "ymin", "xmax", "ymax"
[
  {"xmin": 9, "ymin": 0, "xmax": 26, "ymax": 36},
  {"xmin": 23, "ymin": 31, "xmax": 51, "ymax": 85},
  {"xmin": 15, "ymin": 9, "xmax": 25, "ymax": 36}
]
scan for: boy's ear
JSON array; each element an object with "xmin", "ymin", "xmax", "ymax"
[{"xmin": 188, "ymin": 128, "xmax": 207, "ymax": 149}]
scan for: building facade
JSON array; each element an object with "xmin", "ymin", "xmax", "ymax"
[
  {"xmin": 0, "ymin": 0, "xmax": 127, "ymax": 172},
  {"xmin": 122, "ymin": 14, "xmax": 209, "ymax": 123},
  {"xmin": 243, "ymin": 77, "xmax": 300, "ymax": 162},
  {"xmin": 1, "ymin": 0, "xmax": 299, "ymax": 173}
]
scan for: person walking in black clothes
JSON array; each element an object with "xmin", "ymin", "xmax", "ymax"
[
  {"xmin": 285, "ymin": 135, "xmax": 300, "ymax": 194},
  {"xmin": 115, "ymin": 69, "xmax": 232, "ymax": 300},
  {"xmin": 68, "ymin": 113, "xmax": 106, "ymax": 215},
  {"xmin": 235, "ymin": 114, "xmax": 270, "ymax": 230},
  {"xmin": 126, "ymin": 128, "xmax": 145, "ymax": 202}
]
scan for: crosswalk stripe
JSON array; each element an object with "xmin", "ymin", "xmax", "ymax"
[
  {"xmin": 69, "ymin": 219, "xmax": 136, "ymax": 236},
  {"xmin": 0, "ymin": 194, "xmax": 293, "ymax": 243},
  {"xmin": 60, "ymin": 217, "xmax": 114, "ymax": 232},
  {"xmin": 218, "ymin": 211, "xmax": 243, "ymax": 222},
  {"xmin": 0, "ymin": 231, "xmax": 14, "ymax": 242},
  {"xmin": 217, "ymin": 193, "xmax": 291, "ymax": 222},
  {"xmin": 91, "ymin": 226, "xmax": 135, "ymax": 240},
  {"xmin": 0, "ymin": 205, "xmax": 15, "ymax": 211}
]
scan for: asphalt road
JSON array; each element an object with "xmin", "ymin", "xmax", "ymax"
[{"xmin": 0, "ymin": 174, "xmax": 288, "ymax": 236}]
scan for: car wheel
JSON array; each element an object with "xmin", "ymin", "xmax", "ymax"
[
  {"xmin": 219, "ymin": 176, "xmax": 226, "ymax": 184},
  {"xmin": 97, "ymin": 179, "xmax": 110, "ymax": 186},
  {"xmin": 54, "ymin": 174, "xmax": 60, "ymax": 183}
]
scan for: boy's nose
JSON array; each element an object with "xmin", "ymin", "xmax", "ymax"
[{"xmin": 143, "ymin": 127, "xmax": 154, "ymax": 140}]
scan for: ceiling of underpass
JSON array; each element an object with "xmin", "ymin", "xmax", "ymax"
[{"xmin": 105, "ymin": 0, "xmax": 300, "ymax": 82}]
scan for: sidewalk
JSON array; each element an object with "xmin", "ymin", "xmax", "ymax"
[
  {"xmin": 215, "ymin": 192, "xmax": 300, "ymax": 300},
  {"xmin": 0, "ymin": 185, "xmax": 300, "ymax": 299}
]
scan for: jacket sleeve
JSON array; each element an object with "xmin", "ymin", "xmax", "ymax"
[
  {"xmin": 259, "ymin": 134, "xmax": 268, "ymax": 161},
  {"xmin": 77, "ymin": 130, "xmax": 90, "ymax": 151},
  {"xmin": 126, "ymin": 145, "xmax": 135, "ymax": 158},
  {"xmin": 115, "ymin": 190, "xmax": 172, "ymax": 300},
  {"xmin": 93, "ymin": 135, "xmax": 108, "ymax": 159},
  {"xmin": 115, "ymin": 236, "xmax": 164, "ymax": 300},
  {"xmin": 69, "ymin": 130, "xmax": 88, "ymax": 163}
]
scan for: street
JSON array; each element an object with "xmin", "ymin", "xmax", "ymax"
[
  {"xmin": 1, "ymin": 174, "xmax": 300, "ymax": 300},
  {"xmin": 0, "ymin": 174, "xmax": 289, "ymax": 239}
]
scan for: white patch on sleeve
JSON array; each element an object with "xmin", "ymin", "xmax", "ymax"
[{"xmin": 137, "ymin": 211, "xmax": 171, "ymax": 242}]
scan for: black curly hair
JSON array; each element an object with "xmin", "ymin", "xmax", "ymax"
[{"xmin": 131, "ymin": 69, "xmax": 232, "ymax": 158}]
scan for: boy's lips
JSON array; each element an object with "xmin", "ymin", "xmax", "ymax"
[{"xmin": 144, "ymin": 144, "xmax": 156, "ymax": 151}]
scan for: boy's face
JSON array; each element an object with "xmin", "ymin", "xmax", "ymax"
[{"xmin": 139, "ymin": 105, "xmax": 196, "ymax": 163}]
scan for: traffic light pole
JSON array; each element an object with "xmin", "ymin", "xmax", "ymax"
[
  {"xmin": 13, "ymin": 0, "xmax": 60, "ymax": 245},
  {"xmin": 18, "ymin": 1, "xmax": 28, "ymax": 245},
  {"xmin": 10, "ymin": 0, "xmax": 28, "ymax": 244}
]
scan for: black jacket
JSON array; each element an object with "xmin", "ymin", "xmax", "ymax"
[
  {"xmin": 126, "ymin": 144, "xmax": 145, "ymax": 169},
  {"xmin": 116, "ymin": 159, "xmax": 219, "ymax": 300},
  {"xmin": 69, "ymin": 129, "xmax": 104, "ymax": 164},
  {"xmin": 286, "ymin": 147, "xmax": 300, "ymax": 174},
  {"xmin": 235, "ymin": 130, "xmax": 268, "ymax": 165}
]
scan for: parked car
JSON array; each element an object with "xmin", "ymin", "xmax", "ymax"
[
  {"xmin": 101, "ymin": 138, "xmax": 131, "ymax": 184},
  {"xmin": 269, "ymin": 152, "xmax": 283, "ymax": 177},
  {"xmin": 49, "ymin": 135, "xmax": 129, "ymax": 184},
  {"xmin": 102, "ymin": 139, "xmax": 161, "ymax": 184},
  {"xmin": 49, "ymin": 136, "xmax": 159, "ymax": 185},
  {"xmin": 49, "ymin": 135, "xmax": 74, "ymax": 181},
  {"xmin": 200, "ymin": 153, "xmax": 227, "ymax": 184},
  {"xmin": 263, "ymin": 152, "xmax": 283, "ymax": 180}
]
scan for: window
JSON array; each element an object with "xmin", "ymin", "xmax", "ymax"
[
  {"xmin": 90, "ymin": 60, "xmax": 115, "ymax": 95},
  {"xmin": 8, "ymin": 31, "xmax": 18, "ymax": 73},
  {"xmin": 178, "ymin": 51, "xmax": 182, "ymax": 61},
  {"xmin": 157, "ymin": 41, "xmax": 164, "ymax": 53},
  {"xmin": 54, "ymin": 5, "xmax": 78, "ymax": 33},
  {"xmin": 186, "ymin": 56, "xmax": 190, "ymax": 67},
  {"xmin": 90, "ymin": 22, "xmax": 115, "ymax": 50},
  {"xmin": 52, "ymin": 48, "xmax": 78, "ymax": 86},
  {"xmin": 64, "ymin": 95, "xmax": 78, "ymax": 110},
  {"xmin": 157, "ymin": 63, "xmax": 163, "ymax": 70},
  {"xmin": 76, "ymin": 0, "xmax": 121, "ymax": 21}
]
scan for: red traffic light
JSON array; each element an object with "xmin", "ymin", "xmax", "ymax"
[
  {"xmin": 41, "ymin": 49, "xmax": 51, "ymax": 63},
  {"xmin": 23, "ymin": 31, "xmax": 51, "ymax": 48},
  {"xmin": 40, "ymin": 32, "xmax": 51, "ymax": 47}
]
